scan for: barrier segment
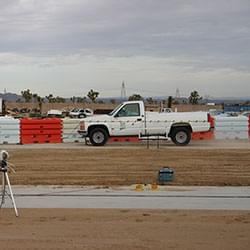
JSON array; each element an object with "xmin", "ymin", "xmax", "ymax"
[
  {"xmin": 192, "ymin": 131, "xmax": 214, "ymax": 140},
  {"xmin": 20, "ymin": 118, "xmax": 62, "ymax": 144},
  {"xmin": 0, "ymin": 117, "xmax": 20, "ymax": 144},
  {"xmin": 214, "ymin": 116, "xmax": 249, "ymax": 140},
  {"xmin": 62, "ymin": 119, "xmax": 85, "ymax": 143}
]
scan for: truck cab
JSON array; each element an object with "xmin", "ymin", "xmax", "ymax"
[{"xmin": 108, "ymin": 101, "xmax": 145, "ymax": 136}]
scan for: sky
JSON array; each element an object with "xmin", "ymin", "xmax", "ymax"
[{"xmin": 0, "ymin": 0, "xmax": 250, "ymax": 98}]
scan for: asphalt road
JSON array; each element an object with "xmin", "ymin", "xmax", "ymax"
[{"xmin": 2, "ymin": 186, "xmax": 250, "ymax": 210}]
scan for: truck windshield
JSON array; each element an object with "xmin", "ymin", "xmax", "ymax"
[
  {"xmin": 108, "ymin": 103, "xmax": 123, "ymax": 116},
  {"xmin": 116, "ymin": 103, "xmax": 140, "ymax": 117}
]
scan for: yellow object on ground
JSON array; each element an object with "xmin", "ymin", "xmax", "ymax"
[{"xmin": 135, "ymin": 184, "xmax": 144, "ymax": 191}]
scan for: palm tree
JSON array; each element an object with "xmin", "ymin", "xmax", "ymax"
[
  {"xmin": 128, "ymin": 94, "xmax": 143, "ymax": 101},
  {"xmin": 32, "ymin": 93, "xmax": 38, "ymax": 102},
  {"xmin": 55, "ymin": 96, "xmax": 65, "ymax": 103},
  {"xmin": 21, "ymin": 89, "xmax": 32, "ymax": 102},
  {"xmin": 71, "ymin": 96, "xmax": 77, "ymax": 103},
  {"xmin": 87, "ymin": 89, "xmax": 99, "ymax": 103},
  {"xmin": 146, "ymin": 97, "xmax": 154, "ymax": 104},
  {"xmin": 189, "ymin": 90, "xmax": 202, "ymax": 105},
  {"xmin": 37, "ymin": 96, "xmax": 44, "ymax": 114},
  {"xmin": 46, "ymin": 94, "xmax": 54, "ymax": 103},
  {"xmin": 167, "ymin": 96, "xmax": 173, "ymax": 108}
]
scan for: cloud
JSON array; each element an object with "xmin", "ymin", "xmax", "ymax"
[
  {"xmin": 1, "ymin": 1, "xmax": 249, "ymax": 56},
  {"xmin": 0, "ymin": 0, "xmax": 250, "ymax": 97}
]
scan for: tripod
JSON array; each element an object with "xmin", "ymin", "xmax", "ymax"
[{"xmin": 1, "ymin": 162, "xmax": 19, "ymax": 217}]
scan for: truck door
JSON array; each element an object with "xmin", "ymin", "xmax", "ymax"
[{"xmin": 111, "ymin": 103, "xmax": 144, "ymax": 136}]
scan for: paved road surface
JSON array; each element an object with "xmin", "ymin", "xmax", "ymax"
[{"xmin": 2, "ymin": 186, "xmax": 250, "ymax": 210}]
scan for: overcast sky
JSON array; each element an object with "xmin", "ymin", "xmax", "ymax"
[{"xmin": 0, "ymin": 0, "xmax": 250, "ymax": 98}]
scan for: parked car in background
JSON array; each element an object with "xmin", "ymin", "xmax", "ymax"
[
  {"xmin": 242, "ymin": 111, "xmax": 250, "ymax": 117},
  {"xmin": 69, "ymin": 108, "xmax": 94, "ymax": 118},
  {"xmin": 47, "ymin": 109, "xmax": 64, "ymax": 118},
  {"xmin": 160, "ymin": 108, "xmax": 172, "ymax": 113}
]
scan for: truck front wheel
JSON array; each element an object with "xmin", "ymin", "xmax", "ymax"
[
  {"xmin": 89, "ymin": 127, "xmax": 108, "ymax": 146},
  {"xmin": 171, "ymin": 127, "xmax": 191, "ymax": 146}
]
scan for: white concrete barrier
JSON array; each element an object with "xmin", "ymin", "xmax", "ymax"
[
  {"xmin": 62, "ymin": 118, "xmax": 85, "ymax": 143},
  {"xmin": 214, "ymin": 116, "xmax": 249, "ymax": 140},
  {"xmin": 0, "ymin": 116, "xmax": 20, "ymax": 144}
]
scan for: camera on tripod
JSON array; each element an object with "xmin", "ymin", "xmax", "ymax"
[
  {"xmin": 0, "ymin": 150, "xmax": 18, "ymax": 217},
  {"xmin": 0, "ymin": 150, "xmax": 9, "ymax": 171}
]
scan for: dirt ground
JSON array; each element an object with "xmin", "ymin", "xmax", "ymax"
[
  {"xmin": 0, "ymin": 209, "xmax": 249, "ymax": 250},
  {"xmin": 1, "ymin": 144, "xmax": 249, "ymax": 249},
  {"xmin": 4, "ymin": 146, "xmax": 250, "ymax": 186}
]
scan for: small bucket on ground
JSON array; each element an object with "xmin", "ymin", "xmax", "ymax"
[{"xmin": 158, "ymin": 167, "xmax": 174, "ymax": 185}]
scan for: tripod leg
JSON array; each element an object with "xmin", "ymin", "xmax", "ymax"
[
  {"xmin": 0, "ymin": 172, "xmax": 6, "ymax": 208},
  {"xmin": 5, "ymin": 172, "xmax": 19, "ymax": 217}
]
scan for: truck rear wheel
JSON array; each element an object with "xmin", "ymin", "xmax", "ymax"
[
  {"xmin": 89, "ymin": 127, "xmax": 108, "ymax": 146},
  {"xmin": 171, "ymin": 127, "xmax": 191, "ymax": 146}
]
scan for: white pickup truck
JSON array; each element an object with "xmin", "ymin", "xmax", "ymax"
[{"xmin": 78, "ymin": 101, "xmax": 211, "ymax": 146}]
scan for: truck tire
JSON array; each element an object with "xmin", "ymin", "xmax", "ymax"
[
  {"xmin": 171, "ymin": 127, "xmax": 191, "ymax": 146},
  {"xmin": 89, "ymin": 127, "xmax": 108, "ymax": 146}
]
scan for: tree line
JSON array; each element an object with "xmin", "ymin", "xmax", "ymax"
[
  {"xmin": 19, "ymin": 89, "xmax": 203, "ymax": 106},
  {"xmin": 128, "ymin": 91, "xmax": 202, "ymax": 105},
  {"xmin": 20, "ymin": 89, "xmax": 101, "ymax": 104}
]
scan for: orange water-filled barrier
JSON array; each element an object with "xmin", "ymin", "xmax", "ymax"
[
  {"xmin": 20, "ymin": 118, "xmax": 62, "ymax": 144},
  {"xmin": 192, "ymin": 131, "xmax": 214, "ymax": 140}
]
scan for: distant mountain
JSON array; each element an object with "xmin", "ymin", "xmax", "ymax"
[
  {"xmin": 0, "ymin": 92, "xmax": 22, "ymax": 102},
  {"xmin": 202, "ymin": 97, "xmax": 250, "ymax": 104}
]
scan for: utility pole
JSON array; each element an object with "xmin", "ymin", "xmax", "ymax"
[
  {"xmin": 121, "ymin": 81, "xmax": 126, "ymax": 100},
  {"xmin": 175, "ymin": 88, "xmax": 180, "ymax": 99}
]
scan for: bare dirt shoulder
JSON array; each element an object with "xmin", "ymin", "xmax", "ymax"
[
  {"xmin": 0, "ymin": 209, "xmax": 250, "ymax": 250},
  {"xmin": 5, "ymin": 146, "xmax": 250, "ymax": 186}
]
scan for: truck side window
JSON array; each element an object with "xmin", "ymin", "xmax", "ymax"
[{"xmin": 116, "ymin": 104, "xmax": 140, "ymax": 117}]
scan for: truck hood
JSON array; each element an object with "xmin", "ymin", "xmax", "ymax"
[{"xmin": 80, "ymin": 114, "xmax": 112, "ymax": 122}]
